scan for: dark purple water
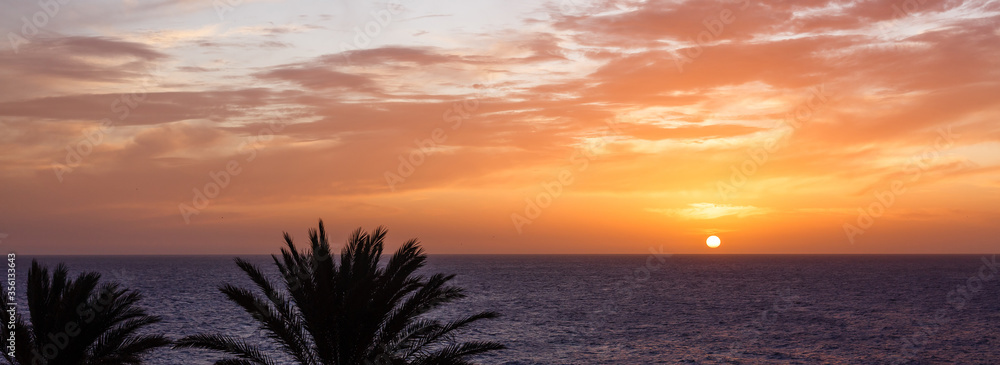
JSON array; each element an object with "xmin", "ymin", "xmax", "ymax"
[{"xmin": 19, "ymin": 255, "xmax": 1000, "ymax": 364}]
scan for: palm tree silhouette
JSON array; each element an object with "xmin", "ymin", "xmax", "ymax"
[
  {"xmin": 0, "ymin": 260, "xmax": 170, "ymax": 365},
  {"xmin": 176, "ymin": 220, "xmax": 504, "ymax": 365}
]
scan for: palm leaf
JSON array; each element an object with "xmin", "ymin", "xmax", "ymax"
[
  {"xmin": 9, "ymin": 260, "xmax": 169, "ymax": 365},
  {"xmin": 181, "ymin": 220, "xmax": 503, "ymax": 365}
]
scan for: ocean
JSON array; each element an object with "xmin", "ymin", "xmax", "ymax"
[{"xmin": 20, "ymin": 255, "xmax": 1000, "ymax": 364}]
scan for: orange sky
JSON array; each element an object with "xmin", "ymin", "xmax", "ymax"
[{"xmin": 1, "ymin": 0, "xmax": 998, "ymax": 254}]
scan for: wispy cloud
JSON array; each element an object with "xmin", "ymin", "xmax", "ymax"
[{"xmin": 648, "ymin": 203, "xmax": 771, "ymax": 220}]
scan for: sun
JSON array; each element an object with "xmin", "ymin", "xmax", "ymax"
[{"xmin": 706, "ymin": 235, "xmax": 721, "ymax": 248}]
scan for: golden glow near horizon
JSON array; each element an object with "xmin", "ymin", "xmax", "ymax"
[{"xmin": 0, "ymin": 0, "xmax": 999, "ymax": 254}]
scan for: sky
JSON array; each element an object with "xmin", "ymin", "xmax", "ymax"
[{"xmin": 0, "ymin": 0, "xmax": 998, "ymax": 255}]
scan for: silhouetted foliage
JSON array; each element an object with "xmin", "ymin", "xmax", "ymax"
[
  {"xmin": 176, "ymin": 220, "xmax": 504, "ymax": 365},
  {"xmin": 0, "ymin": 260, "xmax": 170, "ymax": 365}
]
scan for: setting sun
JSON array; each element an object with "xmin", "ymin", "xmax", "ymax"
[{"xmin": 707, "ymin": 236, "xmax": 722, "ymax": 248}]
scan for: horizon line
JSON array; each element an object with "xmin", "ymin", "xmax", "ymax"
[{"xmin": 19, "ymin": 253, "xmax": 1000, "ymax": 257}]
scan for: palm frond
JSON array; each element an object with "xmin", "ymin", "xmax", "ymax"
[
  {"xmin": 90, "ymin": 315, "xmax": 166, "ymax": 361},
  {"xmin": 189, "ymin": 220, "xmax": 503, "ymax": 365},
  {"xmin": 406, "ymin": 311, "xmax": 501, "ymax": 358},
  {"xmin": 413, "ymin": 341, "xmax": 507, "ymax": 365},
  {"xmin": 219, "ymin": 284, "xmax": 315, "ymax": 365},
  {"xmin": 14, "ymin": 260, "xmax": 169, "ymax": 365},
  {"xmin": 175, "ymin": 334, "xmax": 276, "ymax": 365}
]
